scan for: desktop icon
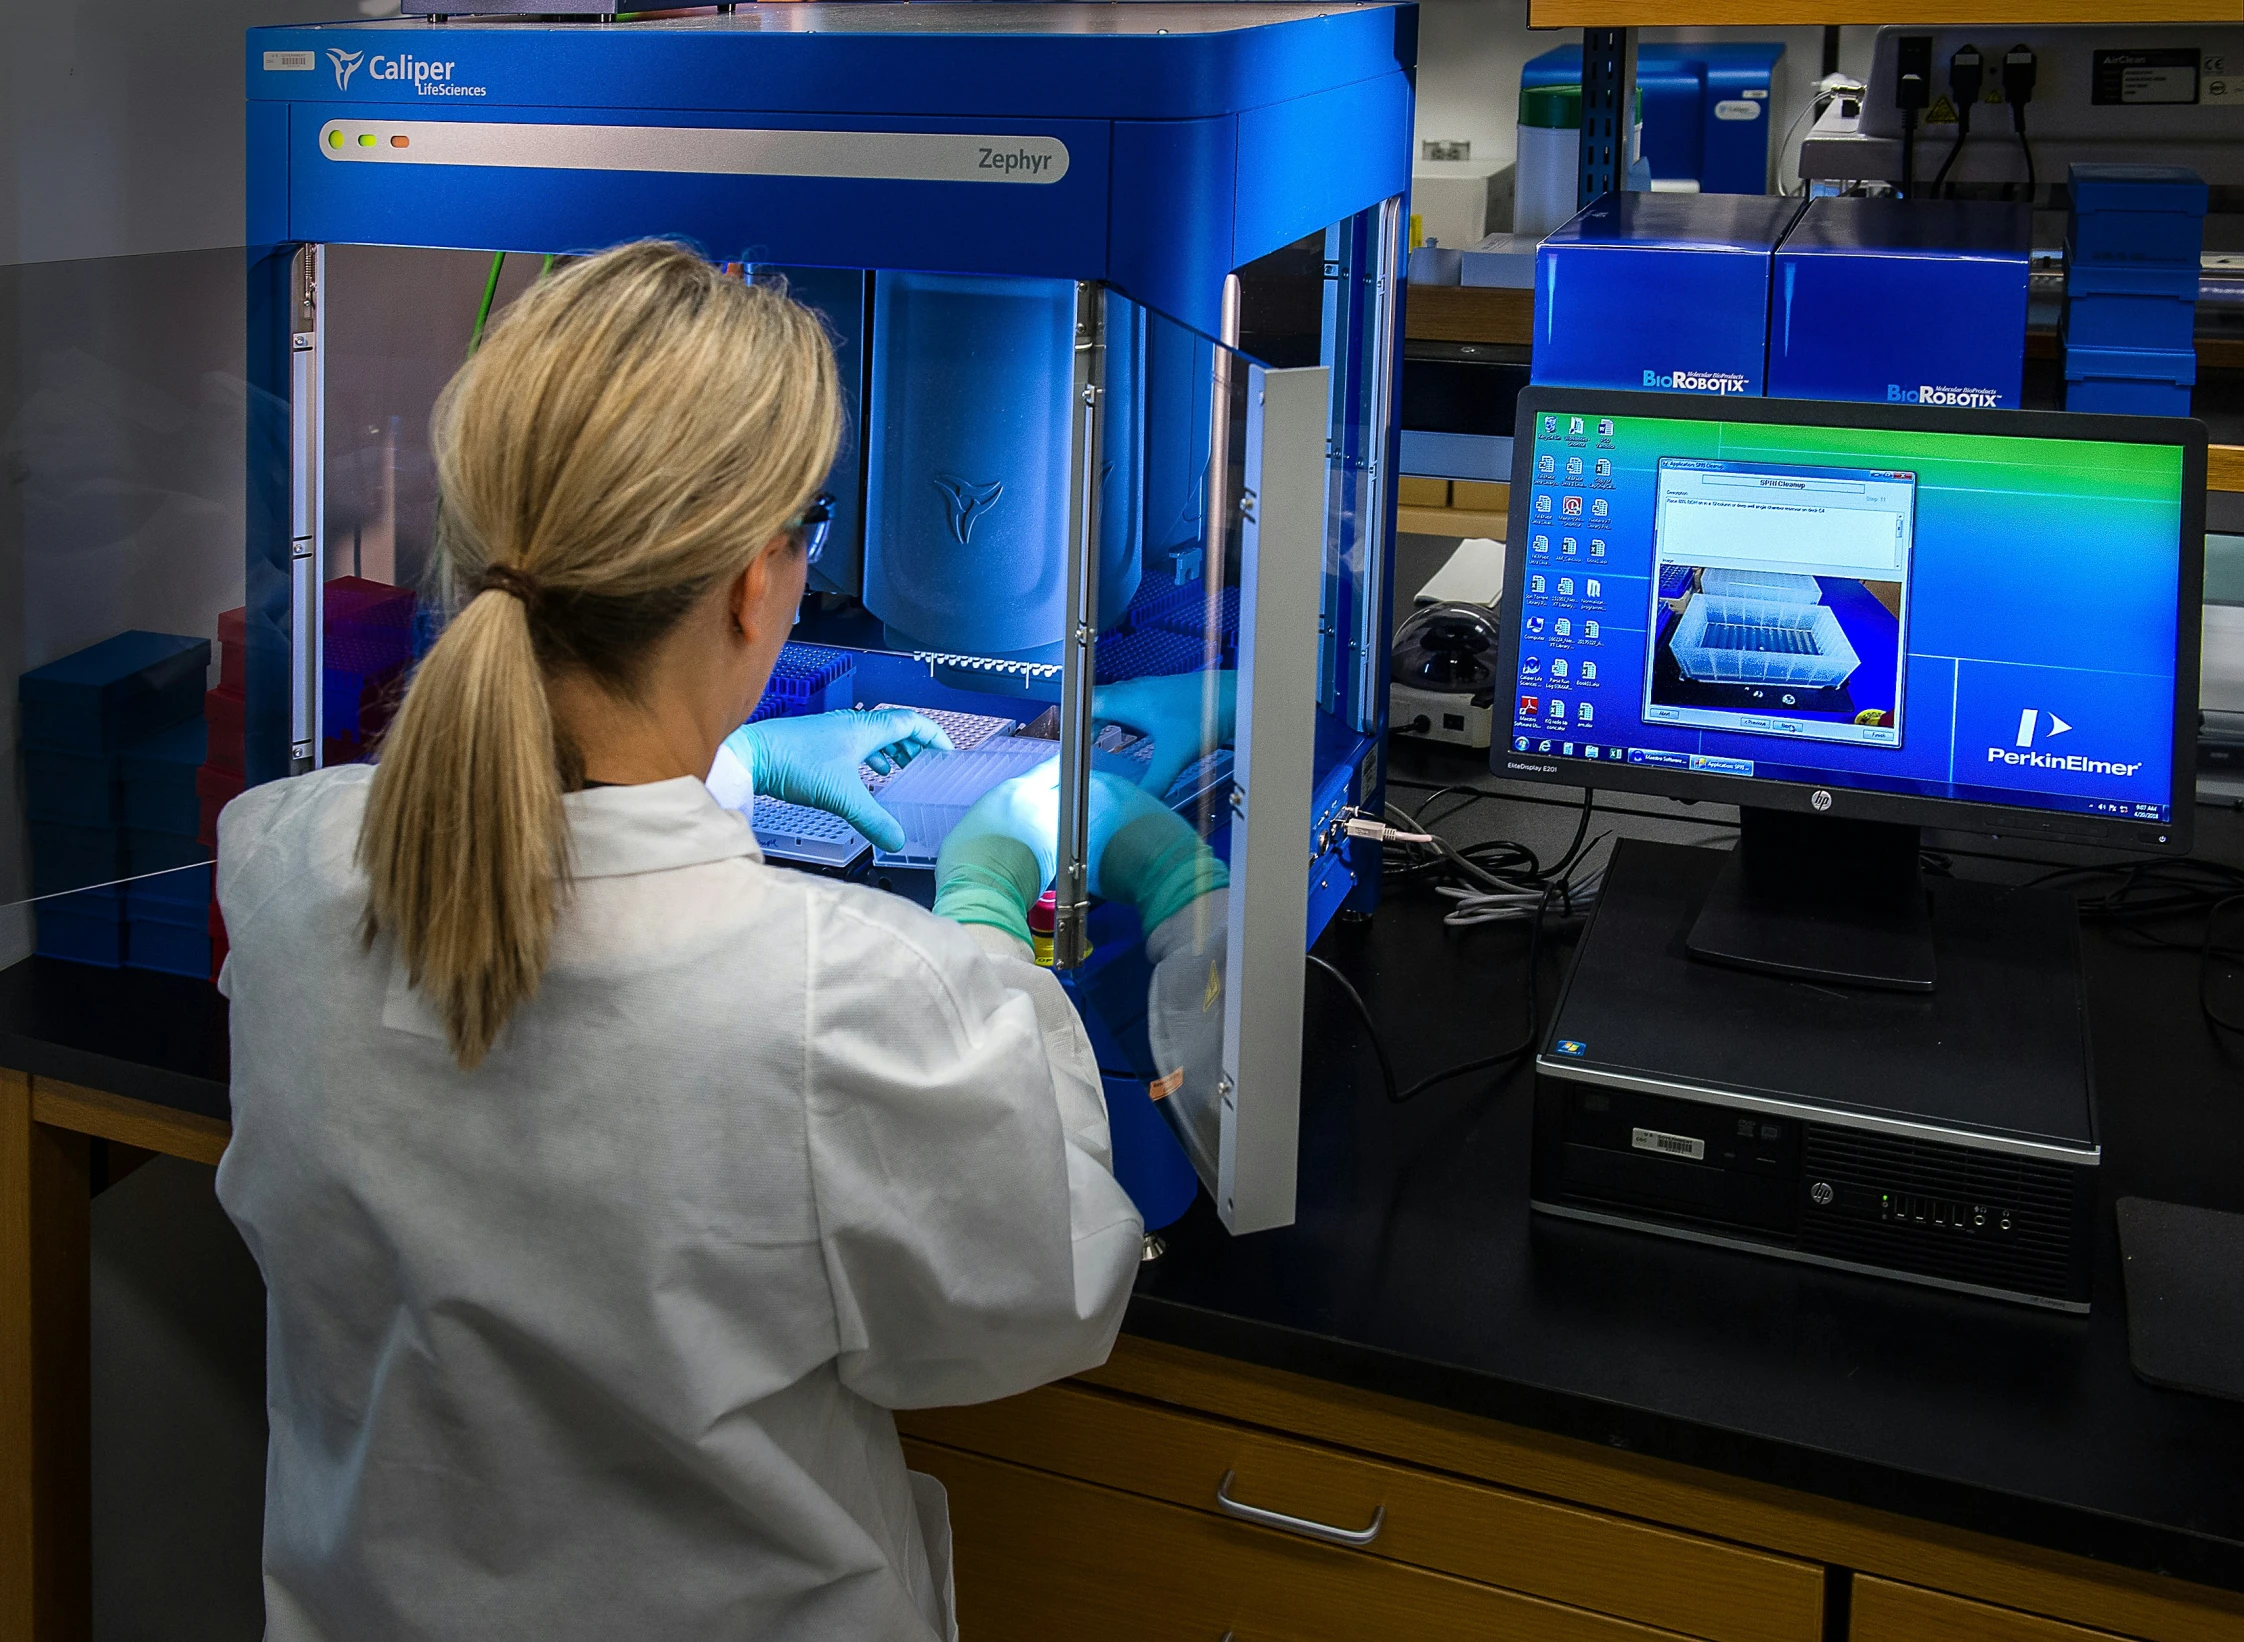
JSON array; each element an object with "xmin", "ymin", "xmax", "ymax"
[
  {"xmin": 1581, "ymin": 660, "xmax": 1598, "ymax": 681},
  {"xmin": 1557, "ymin": 578, "xmax": 1574, "ymax": 596},
  {"xmin": 1536, "ymin": 494, "xmax": 1554, "ymax": 515},
  {"xmin": 1548, "ymin": 700, "xmax": 1568, "ymax": 722},
  {"xmin": 1537, "ymin": 739, "xmax": 1554, "ymax": 753},
  {"xmin": 1585, "ymin": 745, "xmax": 1602, "ymax": 759},
  {"xmin": 1578, "ymin": 703, "xmax": 1595, "ymax": 725},
  {"xmin": 1555, "ymin": 618, "xmax": 1572, "ymax": 637},
  {"xmin": 1585, "ymin": 579, "xmax": 1601, "ymax": 598},
  {"xmin": 1542, "ymin": 415, "xmax": 1559, "ymax": 436},
  {"xmin": 1562, "ymin": 496, "xmax": 1583, "ymax": 517},
  {"xmin": 1583, "ymin": 620, "xmax": 1599, "ymax": 639},
  {"xmin": 1565, "ymin": 456, "xmax": 1584, "ymax": 478},
  {"xmin": 1561, "ymin": 536, "xmax": 1579, "ymax": 556},
  {"xmin": 1517, "ymin": 695, "xmax": 1540, "ymax": 716},
  {"xmin": 1526, "ymin": 616, "xmax": 1546, "ymax": 636},
  {"xmin": 1551, "ymin": 659, "xmax": 1569, "ymax": 679},
  {"xmin": 1514, "ymin": 736, "xmax": 1530, "ymax": 752},
  {"xmin": 1596, "ymin": 419, "xmax": 1614, "ymax": 437},
  {"xmin": 1569, "ymin": 417, "xmax": 1584, "ymax": 435},
  {"xmin": 1590, "ymin": 538, "xmax": 1607, "ymax": 558},
  {"xmin": 1538, "ymin": 453, "xmax": 1556, "ymax": 475},
  {"xmin": 1529, "ymin": 574, "xmax": 1546, "ymax": 594},
  {"xmin": 1594, "ymin": 458, "xmax": 1612, "ymax": 477},
  {"xmin": 1522, "ymin": 654, "xmax": 1543, "ymax": 674},
  {"xmin": 1590, "ymin": 498, "xmax": 1609, "ymax": 518},
  {"xmin": 1562, "ymin": 743, "xmax": 1577, "ymax": 757},
  {"xmin": 1533, "ymin": 534, "xmax": 1550, "ymax": 554}
]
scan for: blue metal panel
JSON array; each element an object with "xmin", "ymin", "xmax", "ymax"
[
  {"xmin": 1233, "ymin": 75, "xmax": 1412, "ymax": 273},
  {"xmin": 246, "ymin": 8, "xmax": 1408, "ymax": 124},
  {"xmin": 1110, "ymin": 115, "xmax": 1238, "ymax": 337}
]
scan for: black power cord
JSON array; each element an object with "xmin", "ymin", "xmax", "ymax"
[
  {"xmin": 2002, "ymin": 44, "xmax": 2038, "ymax": 203},
  {"xmin": 1894, "ymin": 35, "xmax": 1933, "ymax": 200},
  {"xmin": 1929, "ymin": 45, "xmax": 1983, "ymax": 198}
]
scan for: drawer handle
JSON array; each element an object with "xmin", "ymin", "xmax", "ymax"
[{"xmin": 1213, "ymin": 1470, "xmax": 1387, "ymax": 1547}]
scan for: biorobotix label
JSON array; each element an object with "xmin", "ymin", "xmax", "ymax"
[{"xmin": 1642, "ymin": 368, "xmax": 1750, "ymax": 395}]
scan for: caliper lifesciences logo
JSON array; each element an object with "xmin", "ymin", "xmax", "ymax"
[
  {"xmin": 1987, "ymin": 707, "xmax": 2143, "ymax": 778},
  {"xmin": 325, "ymin": 46, "xmax": 487, "ymax": 97}
]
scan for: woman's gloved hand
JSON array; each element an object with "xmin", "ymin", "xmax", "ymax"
[
  {"xmin": 932, "ymin": 758, "xmax": 1062, "ymax": 943},
  {"xmin": 1092, "ymin": 669, "xmax": 1237, "ymax": 797},
  {"xmin": 722, "ymin": 708, "xmax": 954, "ymax": 852},
  {"xmin": 1087, "ymin": 772, "xmax": 1229, "ymax": 933}
]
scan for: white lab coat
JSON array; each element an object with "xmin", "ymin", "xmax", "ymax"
[{"xmin": 213, "ymin": 765, "xmax": 1143, "ymax": 1642}]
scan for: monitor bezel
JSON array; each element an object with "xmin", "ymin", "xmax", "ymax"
[{"xmin": 1492, "ymin": 389, "xmax": 2207, "ymax": 855}]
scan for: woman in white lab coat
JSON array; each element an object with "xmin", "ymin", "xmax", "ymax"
[{"xmin": 211, "ymin": 241, "xmax": 1222, "ymax": 1641}]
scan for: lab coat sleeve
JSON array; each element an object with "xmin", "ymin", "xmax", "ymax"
[{"xmin": 805, "ymin": 894, "xmax": 1143, "ymax": 1410}]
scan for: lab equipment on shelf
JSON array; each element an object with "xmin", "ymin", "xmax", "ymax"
[{"xmin": 2062, "ymin": 164, "xmax": 2206, "ymax": 417}]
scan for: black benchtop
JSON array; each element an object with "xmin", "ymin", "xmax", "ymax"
[
  {"xmin": 1136, "ymin": 808, "xmax": 2244, "ymax": 1596},
  {"xmin": 5, "ymin": 803, "xmax": 2242, "ymax": 1594}
]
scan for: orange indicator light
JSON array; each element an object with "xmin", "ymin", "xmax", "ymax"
[{"xmin": 390, "ymin": 134, "xmax": 410, "ymax": 148}]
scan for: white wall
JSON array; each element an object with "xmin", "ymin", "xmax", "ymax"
[{"xmin": 3, "ymin": 0, "xmax": 381, "ymax": 269}]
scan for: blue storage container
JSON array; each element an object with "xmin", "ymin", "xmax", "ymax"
[
  {"xmin": 2067, "ymin": 164, "xmax": 2206, "ymax": 274},
  {"xmin": 1769, "ymin": 197, "xmax": 2030, "ymax": 409},
  {"xmin": 1533, "ymin": 193, "xmax": 1804, "ymax": 398},
  {"xmin": 125, "ymin": 861, "xmax": 214, "ymax": 917},
  {"xmin": 1524, "ymin": 43, "xmax": 1785, "ymax": 195},
  {"xmin": 2063, "ymin": 337, "xmax": 2195, "ymax": 414},
  {"xmin": 18, "ymin": 631, "xmax": 210, "ymax": 753},
  {"xmin": 37, "ymin": 902, "xmax": 125, "ymax": 969},
  {"xmin": 28, "ymin": 824, "xmax": 120, "ymax": 895},
  {"xmin": 22, "ymin": 746, "xmax": 121, "ymax": 828},
  {"xmin": 119, "ymin": 718, "xmax": 208, "ymax": 836},
  {"xmin": 124, "ymin": 828, "xmax": 211, "ymax": 877},
  {"xmin": 127, "ymin": 920, "xmax": 212, "ymax": 979},
  {"xmin": 2062, "ymin": 292, "xmax": 2197, "ymax": 353}
]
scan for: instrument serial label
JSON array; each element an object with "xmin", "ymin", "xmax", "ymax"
[{"xmin": 1632, "ymin": 1127, "xmax": 1706, "ymax": 1161}]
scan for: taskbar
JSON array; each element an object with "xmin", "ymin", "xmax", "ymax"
[{"xmin": 1504, "ymin": 735, "xmax": 2171, "ymax": 824}]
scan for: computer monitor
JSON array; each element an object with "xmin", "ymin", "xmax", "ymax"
[{"xmin": 1494, "ymin": 389, "xmax": 2206, "ymax": 992}]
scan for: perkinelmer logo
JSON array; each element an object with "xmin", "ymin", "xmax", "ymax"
[
  {"xmin": 1890, "ymin": 383, "xmax": 2003, "ymax": 408},
  {"xmin": 1643, "ymin": 368, "xmax": 1749, "ymax": 396},
  {"xmin": 1986, "ymin": 708, "xmax": 2141, "ymax": 778}
]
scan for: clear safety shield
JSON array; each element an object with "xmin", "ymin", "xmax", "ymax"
[
  {"xmin": 2, "ymin": 251, "xmax": 262, "ymax": 981},
  {"xmin": 234, "ymin": 223, "xmax": 1394, "ymax": 1233}
]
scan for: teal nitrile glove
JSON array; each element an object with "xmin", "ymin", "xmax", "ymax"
[
  {"xmin": 933, "ymin": 759, "xmax": 1063, "ymax": 944},
  {"xmin": 723, "ymin": 708, "xmax": 954, "ymax": 852},
  {"xmin": 1088, "ymin": 771, "xmax": 1230, "ymax": 933},
  {"xmin": 1093, "ymin": 669, "xmax": 1238, "ymax": 797}
]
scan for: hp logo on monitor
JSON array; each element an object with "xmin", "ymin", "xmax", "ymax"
[{"xmin": 1811, "ymin": 790, "xmax": 1833, "ymax": 812}]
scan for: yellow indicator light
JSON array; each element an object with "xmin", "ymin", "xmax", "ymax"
[
  {"xmin": 326, "ymin": 130, "xmax": 342, "ymax": 149},
  {"xmin": 357, "ymin": 132, "xmax": 376, "ymax": 148}
]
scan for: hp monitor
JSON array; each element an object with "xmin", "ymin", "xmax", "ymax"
[{"xmin": 1495, "ymin": 390, "xmax": 2206, "ymax": 991}]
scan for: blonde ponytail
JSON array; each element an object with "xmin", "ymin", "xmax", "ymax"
[{"xmin": 358, "ymin": 240, "xmax": 842, "ymax": 1067}]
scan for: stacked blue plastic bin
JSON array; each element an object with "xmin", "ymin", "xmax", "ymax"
[
  {"xmin": 19, "ymin": 632, "xmax": 212, "ymax": 972},
  {"xmin": 744, "ymin": 643, "xmax": 856, "ymax": 724},
  {"xmin": 2063, "ymin": 164, "xmax": 2205, "ymax": 417}
]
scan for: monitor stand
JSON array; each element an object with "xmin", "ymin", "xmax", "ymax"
[{"xmin": 1685, "ymin": 807, "xmax": 1936, "ymax": 993}]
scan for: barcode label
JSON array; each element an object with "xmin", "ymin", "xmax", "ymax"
[{"xmin": 1631, "ymin": 1127, "xmax": 1706, "ymax": 1161}]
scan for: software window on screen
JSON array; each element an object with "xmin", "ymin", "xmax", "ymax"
[{"xmin": 1644, "ymin": 459, "xmax": 1917, "ymax": 751}]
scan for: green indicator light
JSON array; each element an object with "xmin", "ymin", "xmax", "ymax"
[
  {"xmin": 357, "ymin": 132, "xmax": 376, "ymax": 148},
  {"xmin": 327, "ymin": 130, "xmax": 342, "ymax": 149}
]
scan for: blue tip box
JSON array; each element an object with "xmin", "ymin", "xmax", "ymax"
[
  {"xmin": 1533, "ymin": 193, "xmax": 1805, "ymax": 399},
  {"xmin": 18, "ymin": 631, "xmax": 210, "ymax": 753},
  {"xmin": 1768, "ymin": 197, "xmax": 2030, "ymax": 410}
]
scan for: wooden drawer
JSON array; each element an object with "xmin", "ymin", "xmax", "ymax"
[
  {"xmin": 906, "ymin": 1438, "xmax": 1725, "ymax": 1642},
  {"xmin": 902, "ymin": 1385, "xmax": 1823, "ymax": 1642},
  {"xmin": 1854, "ymin": 1576, "xmax": 2153, "ymax": 1642}
]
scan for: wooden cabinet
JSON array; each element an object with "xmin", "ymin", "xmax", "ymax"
[
  {"xmin": 897, "ymin": 1338, "xmax": 2244, "ymax": 1642},
  {"xmin": 907, "ymin": 1441, "xmax": 1734, "ymax": 1642},
  {"xmin": 1852, "ymin": 1577, "xmax": 2156, "ymax": 1642},
  {"xmin": 907, "ymin": 1383, "xmax": 1822, "ymax": 1642}
]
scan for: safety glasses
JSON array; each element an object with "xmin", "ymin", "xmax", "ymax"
[{"xmin": 791, "ymin": 493, "xmax": 835, "ymax": 567}]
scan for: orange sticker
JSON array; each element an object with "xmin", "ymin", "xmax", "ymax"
[{"xmin": 1149, "ymin": 1068, "xmax": 1185, "ymax": 1102}]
